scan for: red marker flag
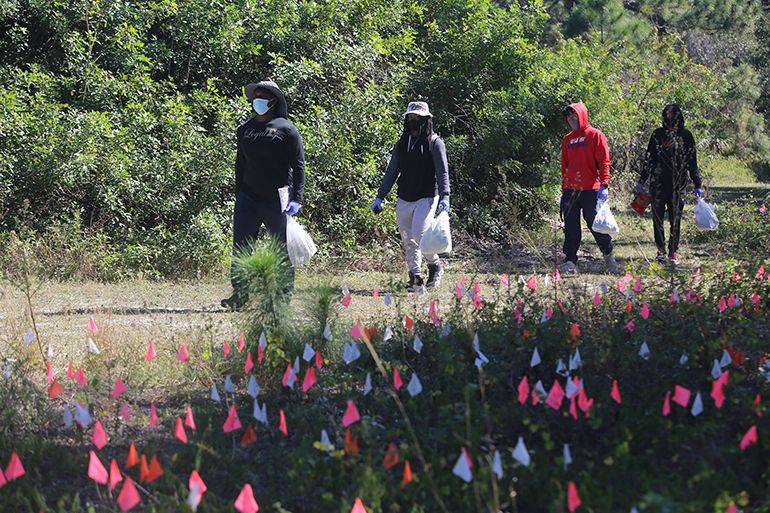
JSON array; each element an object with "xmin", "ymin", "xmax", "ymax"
[
  {"xmin": 150, "ymin": 402, "xmax": 158, "ymax": 429},
  {"xmin": 517, "ymin": 376, "xmax": 529, "ymax": 405},
  {"xmin": 234, "ymin": 483, "xmax": 259, "ymax": 513},
  {"xmin": 113, "ymin": 377, "xmax": 127, "ymax": 399},
  {"xmin": 239, "ymin": 331, "xmax": 245, "ymax": 352},
  {"xmin": 351, "ymin": 497, "xmax": 367, "ymax": 513},
  {"xmin": 302, "ymin": 367, "xmax": 317, "ymax": 392},
  {"xmin": 611, "ymin": 380, "xmax": 621, "ymax": 404},
  {"xmin": 672, "ymin": 385, "xmax": 691, "ymax": 408},
  {"xmin": 545, "ymin": 380, "xmax": 565, "ymax": 410},
  {"xmin": 48, "ymin": 379, "xmax": 63, "ymax": 399},
  {"xmin": 189, "ymin": 470, "xmax": 207, "ymax": 500},
  {"xmin": 117, "ymin": 477, "xmax": 141, "ymax": 512},
  {"xmin": 4, "ymin": 452, "xmax": 24, "ymax": 481},
  {"xmin": 175, "ymin": 417, "xmax": 188, "ymax": 443},
  {"xmin": 279, "ymin": 410, "xmax": 288, "ymax": 437},
  {"xmin": 93, "ymin": 420, "xmax": 108, "ymax": 449},
  {"xmin": 109, "ymin": 459, "xmax": 122, "ymax": 490},
  {"xmin": 185, "ymin": 406, "xmax": 196, "ymax": 431},
  {"xmin": 241, "ymin": 425, "xmax": 257, "ymax": 446},
  {"xmin": 146, "ymin": 454, "xmax": 164, "ymax": 483},
  {"xmin": 223, "ymin": 404, "xmax": 242, "ymax": 433},
  {"xmin": 342, "ymin": 400, "xmax": 361, "ymax": 427},
  {"xmin": 394, "ymin": 369, "xmax": 403, "ymax": 391},
  {"xmin": 244, "ymin": 352, "xmax": 254, "ymax": 373},
  {"xmin": 402, "ymin": 460, "xmax": 413, "ymax": 488},
  {"xmin": 383, "ymin": 443, "xmax": 399, "ymax": 469},
  {"xmin": 88, "ymin": 451, "xmax": 108, "ymax": 485},
  {"xmin": 740, "ymin": 425, "xmax": 758, "ymax": 450},
  {"xmin": 663, "ymin": 391, "xmax": 671, "ymax": 416}
]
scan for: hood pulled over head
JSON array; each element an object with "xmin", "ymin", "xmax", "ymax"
[
  {"xmin": 662, "ymin": 103, "xmax": 685, "ymax": 132},
  {"xmin": 563, "ymin": 103, "xmax": 589, "ymax": 132}
]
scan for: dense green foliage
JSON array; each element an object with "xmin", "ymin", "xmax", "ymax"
[{"xmin": 1, "ymin": 0, "xmax": 769, "ymax": 278}]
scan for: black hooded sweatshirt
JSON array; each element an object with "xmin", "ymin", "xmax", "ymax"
[{"xmin": 640, "ymin": 104, "xmax": 702, "ymax": 197}]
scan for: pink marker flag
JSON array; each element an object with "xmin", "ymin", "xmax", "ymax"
[
  {"xmin": 374, "ymin": 285, "xmax": 379, "ymax": 298},
  {"xmin": 279, "ymin": 410, "xmax": 288, "ymax": 437},
  {"xmin": 93, "ymin": 420, "xmax": 108, "ymax": 449},
  {"xmin": 569, "ymin": 395, "xmax": 578, "ymax": 419},
  {"xmin": 316, "ymin": 349, "xmax": 323, "ymax": 370},
  {"xmin": 145, "ymin": 340, "xmax": 157, "ymax": 363},
  {"xmin": 625, "ymin": 319, "xmax": 635, "ymax": 333},
  {"xmin": 150, "ymin": 402, "xmax": 158, "ymax": 429},
  {"xmin": 117, "ymin": 477, "xmax": 141, "ymax": 512},
  {"xmin": 175, "ymin": 417, "xmax": 188, "ymax": 443},
  {"xmin": 624, "ymin": 271, "xmax": 633, "ymax": 283},
  {"xmin": 46, "ymin": 361, "xmax": 53, "ymax": 384},
  {"xmin": 87, "ymin": 316, "xmax": 98, "ymax": 334},
  {"xmin": 553, "ymin": 268, "xmax": 561, "ymax": 281},
  {"xmin": 459, "ymin": 275, "xmax": 467, "ymax": 286},
  {"xmin": 224, "ymin": 339, "xmax": 230, "ymax": 358},
  {"xmin": 641, "ymin": 304, "xmax": 650, "ymax": 319},
  {"xmin": 282, "ymin": 364, "xmax": 294, "ymax": 387},
  {"xmin": 547, "ymin": 306, "xmax": 553, "ymax": 318},
  {"xmin": 185, "ymin": 406, "xmax": 196, "ymax": 431},
  {"xmin": 760, "ymin": 204, "xmax": 767, "ymax": 212},
  {"xmin": 341, "ymin": 293, "xmax": 352, "ymax": 307},
  {"xmin": 634, "ymin": 277, "xmax": 643, "ymax": 292},
  {"xmin": 302, "ymin": 367, "xmax": 317, "ymax": 392},
  {"xmin": 342, "ymin": 400, "xmax": 361, "ymax": 427},
  {"xmin": 67, "ymin": 362, "xmax": 74, "ymax": 382},
  {"xmin": 239, "ymin": 331, "xmax": 245, "ymax": 352},
  {"xmin": 663, "ymin": 391, "xmax": 671, "ymax": 416},
  {"xmin": 517, "ymin": 376, "xmax": 529, "ymax": 405},
  {"xmin": 432, "ymin": 312, "xmax": 442, "ymax": 326},
  {"xmin": 223, "ymin": 404, "xmax": 242, "ymax": 433},
  {"xmin": 616, "ymin": 280, "xmax": 626, "ymax": 292},
  {"xmin": 758, "ymin": 265, "xmax": 766, "ymax": 280},
  {"xmin": 4, "ymin": 452, "xmax": 25, "ymax": 481},
  {"xmin": 718, "ymin": 297, "xmax": 728, "ymax": 313},
  {"xmin": 350, "ymin": 321, "xmax": 364, "ymax": 340},
  {"xmin": 245, "ymin": 352, "xmax": 254, "ymax": 374},
  {"xmin": 527, "ymin": 275, "xmax": 537, "ymax": 290},
  {"xmin": 88, "ymin": 450, "xmax": 109, "ymax": 485},
  {"xmin": 694, "ymin": 268, "xmax": 702, "ymax": 281},
  {"xmin": 119, "ymin": 403, "xmax": 131, "ymax": 423},
  {"xmin": 394, "ymin": 368, "xmax": 403, "ymax": 391},
  {"xmin": 740, "ymin": 425, "xmax": 758, "ymax": 450},
  {"xmin": 351, "ymin": 497, "xmax": 368, "ymax": 513},
  {"xmin": 592, "ymin": 291, "xmax": 601, "ymax": 306},
  {"xmin": 428, "ymin": 300, "xmax": 436, "ymax": 316},
  {"xmin": 568, "ymin": 481, "xmax": 582, "ymax": 512},
  {"xmin": 501, "ymin": 273, "xmax": 509, "ymax": 287},
  {"xmin": 234, "ymin": 483, "xmax": 259, "ymax": 513},
  {"xmin": 728, "ymin": 293, "xmax": 736, "ymax": 307},
  {"xmin": 176, "ymin": 344, "xmax": 189, "ymax": 363},
  {"xmin": 113, "ymin": 377, "xmax": 127, "ymax": 399},
  {"xmin": 751, "ymin": 290, "xmax": 761, "ymax": 304},
  {"xmin": 258, "ymin": 344, "xmax": 264, "ymax": 363},
  {"xmin": 109, "ymin": 459, "xmax": 123, "ymax": 490},
  {"xmin": 611, "ymin": 380, "xmax": 622, "ymax": 404},
  {"xmin": 672, "ymin": 385, "xmax": 691, "ymax": 408},
  {"xmin": 455, "ymin": 283, "xmax": 463, "ymax": 298},
  {"xmin": 711, "ymin": 370, "xmax": 729, "ymax": 408},
  {"xmin": 189, "ymin": 470, "xmax": 207, "ymax": 500},
  {"xmin": 578, "ymin": 389, "xmax": 593, "ymax": 416},
  {"xmin": 545, "ymin": 380, "xmax": 565, "ymax": 410},
  {"xmin": 76, "ymin": 367, "xmax": 87, "ymax": 386}
]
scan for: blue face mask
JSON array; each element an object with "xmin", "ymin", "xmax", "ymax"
[{"xmin": 253, "ymin": 99, "xmax": 272, "ymax": 115}]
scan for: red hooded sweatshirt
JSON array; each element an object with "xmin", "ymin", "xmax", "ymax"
[{"xmin": 561, "ymin": 103, "xmax": 610, "ymax": 191}]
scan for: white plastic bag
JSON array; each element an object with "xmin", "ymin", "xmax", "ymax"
[
  {"xmin": 591, "ymin": 199, "xmax": 620, "ymax": 235},
  {"xmin": 693, "ymin": 198, "xmax": 719, "ymax": 231},
  {"xmin": 286, "ymin": 216, "xmax": 317, "ymax": 266},
  {"xmin": 420, "ymin": 211, "xmax": 452, "ymax": 254}
]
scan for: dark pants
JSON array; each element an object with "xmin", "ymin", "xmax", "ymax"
[
  {"xmin": 560, "ymin": 189, "xmax": 613, "ymax": 263},
  {"xmin": 231, "ymin": 191, "xmax": 292, "ymax": 289},
  {"xmin": 651, "ymin": 191, "xmax": 684, "ymax": 255}
]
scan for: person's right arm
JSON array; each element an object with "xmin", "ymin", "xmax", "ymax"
[
  {"xmin": 235, "ymin": 140, "xmax": 245, "ymax": 194},
  {"xmin": 376, "ymin": 143, "xmax": 400, "ymax": 200}
]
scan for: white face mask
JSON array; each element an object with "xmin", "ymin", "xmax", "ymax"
[
  {"xmin": 253, "ymin": 98, "xmax": 272, "ymax": 115},
  {"xmin": 568, "ymin": 118, "xmax": 580, "ymax": 131}
]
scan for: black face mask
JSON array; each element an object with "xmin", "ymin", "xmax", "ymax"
[
  {"xmin": 408, "ymin": 119, "xmax": 425, "ymax": 132},
  {"xmin": 665, "ymin": 115, "xmax": 678, "ymax": 129}
]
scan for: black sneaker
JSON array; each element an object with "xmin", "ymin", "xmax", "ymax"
[
  {"xmin": 221, "ymin": 292, "xmax": 248, "ymax": 311},
  {"xmin": 425, "ymin": 264, "xmax": 443, "ymax": 289},
  {"xmin": 406, "ymin": 274, "xmax": 424, "ymax": 292}
]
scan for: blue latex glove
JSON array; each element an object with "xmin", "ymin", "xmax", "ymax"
[
  {"xmin": 371, "ymin": 198, "xmax": 383, "ymax": 214},
  {"xmin": 438, "ymin": 199, "xmax": 450, "ymax": 212},
  {"xmin": 597, "ymin": 186, "xmax": 609, "ymax": 201},
  {"xmin": 635, "ymin": 183, "xmax": 644, "ymax": 195},
  {"xmin": 694, "ymin": 188, "xmax": 704, "ymax": 198},
  {"xmin": 284, "ymin": 200, "xmax": 301, "ymax": 216}
]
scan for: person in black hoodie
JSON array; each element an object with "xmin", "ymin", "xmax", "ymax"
[
  {"xmin": 372, "ymin": 101, "xmax": 451, "ymax": 291},
  {"xmin": 636, "ymin": 104, "xmax": 703, "ymax": 265},
  {"xmin": 221, "ymin": 80, "xmax": 306, "ymax": 309}
]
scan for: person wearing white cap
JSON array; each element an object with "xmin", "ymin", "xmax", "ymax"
[
  {"xmin": 222, "ymin": 80, "xmax": 306, "ymax": 310},
  {"xmin": 372, "ymin": 101, "xmax": 451, "ymax": 291}
]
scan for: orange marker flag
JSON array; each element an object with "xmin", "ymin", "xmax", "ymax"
[
  {"xmin": 139, "ymin": 455, "xmax": 149, "ymax": 483},
  {"xmin": 93, "ymin": 420, "xmax": 108, "ymax": 449},
  {"xmin": 342, "ymin": 400, "xmax": 361, "ymax": 427},
  {"xmin": 87, "ymin": 450, "xmax": 109, "ymax": 485},
  {"xmin": 345, "ymin": 428, "xmax": 359, "ymax": 455},
  {"xmin": 146, "ymin": 455, "xmax": 164, "ymax": 483},
  {"xmin": 239, "ymin": 331, "xmax": 245, "ymax": 352},
  {"xmin": 126, "ymin": 443, "xmax": 139, "ymax": 469},
  {"xmin": 611, "ymin": 380, "xmax": 621, "ymax": 404},
  {"xmin": 404, "ymin": 315, "xmax": 414, "ymax": 330},
  {"xmin": 570, "ymin": 323, "xmax": 580, "ymax": 340},
  {"xmin": 175, "ymin": 417, "xmax": 188, "ymax": 443},
  {"xmin": 401, "ymin": 460, "xmax": 412, "ymax": 488},
  {"xmin": 279, "ymin": 410, "xmax": 288, "ymax": 437},
  {"xmin": 241, "ymin": 425, "xmax": 258, "ymax": 446},
  {"xmin": 4, "ymin": 452, "xmax": 25, "ymax": 481},
  {"xmin": 383, "ymin": 443, "xmax": 399, "ymax": 469},
  {"xmin": 245, "ymin": 352, "xmax": 254, "ymax": 373},
  {"xmin": 48, "ymin": 379, "xmax": 63, "ymax": 399},
  {"xmin": 223, "ymin": 404, "xmax": 242, "ymax": 433},
  {"xmin": 109, "ymin": 459, "xmax": 122, "ymax": 490},
  {"xmin": 302, "ymin": 367, "xmax": 317, "ymax": 392},
  {"xmin": 185, "ymin": 406, "xmax": 196, "ymax": 431},
  {"xmin": 117, "ymin": 477, "xmax": 141, "ymax": 512},
  {"xmin": 189, "ymin": 470, "xmax": 207, "ymax": 501},
  {"xmin": 351, "ymin": 497, "xmax": 367, "ymax": 513},
  {"xmin": 545, "ymin": 380, "xmax": 565, "ymax": 410},
  {"xmin": 626, "ymin": 299, "xmax": 632, "ymax": 313},
  {"xmin": 145, "ymin": 340, "xmax": 157, "ymax": 363},
  {"xmin": 394, "ymin": 369, "xmax": 403, "ymax": 391},
  {"xmin": 568, "ymin": 481, "xmax": 582, "ymax": 512},
  {"xmin": 234, "ymin": 483, "xmax": 259, "ymax": 513},
  {"xmin": 150, "ymin": 402, "xmax": 158, "ymax": 429}
]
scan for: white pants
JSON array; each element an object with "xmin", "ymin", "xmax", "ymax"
[{"xmin": 396, "ymin": 197, "xmax": 439, "ymax": 276}]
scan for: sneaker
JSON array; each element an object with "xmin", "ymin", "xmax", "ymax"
[
  {"xmin": 426, "ymin": 264, "xmax": 443, "ymax": 289},
  {"xmin": 563, "ymin": 261, "xmax": 578, "ymax": 274},
  {"xmin": 604, "ymin": 252, "xmax": 617, "ymax": 273},
  {"xmin": 669, "ymin": 252, "xmax": 678, "ymax": 265},
  {"xmin": 406, "ymin": 274, "xmax": 424, "ymax": 292},
  {"xmin": 221, "ymin": 292, "xmax": 248, "ymax": 311},
  {"xmin": 655, "ymin": 248, "xmax": 666, "ymax": 263}
]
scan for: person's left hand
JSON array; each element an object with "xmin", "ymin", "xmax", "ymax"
[
  {"xmin": 438, "ymin": 199, "xmax": 450, "ymax": 212},
  {"xmin": 285, "ymin": 200, "xmax": 301, "ymax": 216},
  {"xmin": 694, "ymin": 188, "xmax": 704, "ymax": 198},
  {"xmin": 597, "ymin": 186, "xmax": 609, "ymax": 201}
]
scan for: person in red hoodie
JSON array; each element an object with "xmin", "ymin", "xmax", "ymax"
[{"xmin": 560, "ymin": 103, "xmax": 616, "ymax": 273}]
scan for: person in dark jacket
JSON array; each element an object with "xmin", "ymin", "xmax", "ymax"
[
  {"xmin": 222, "ymin": 80, "xmax": 306, "ymax": 309},
  {"xmin": 372, "ymin": 101, "xmax": 450, "ymax": 291},
  {"xmin": 636, "ymin": 103, "xmax": 703, "ymax": 265}
]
